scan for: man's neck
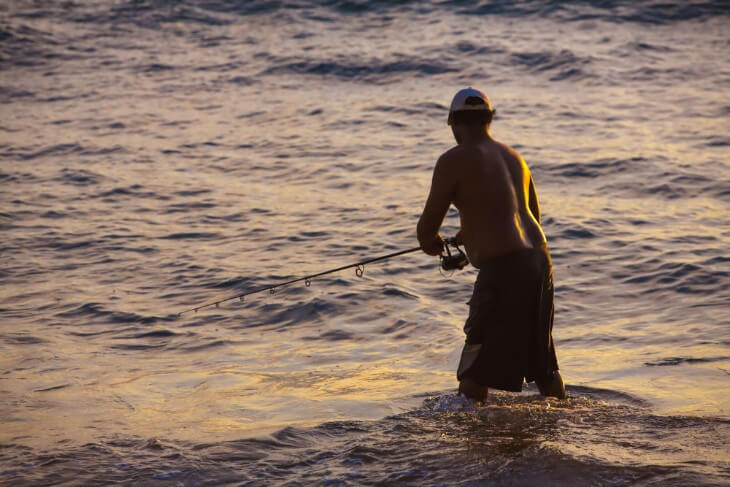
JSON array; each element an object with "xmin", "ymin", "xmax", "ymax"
[{"xmin": 459, "ymin": 130, "xmax": 491, "ymax": 145}]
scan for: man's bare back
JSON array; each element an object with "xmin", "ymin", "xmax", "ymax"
[{"xmin": 417, "ymin": 136, "xmax": 546, "ymax": 267}]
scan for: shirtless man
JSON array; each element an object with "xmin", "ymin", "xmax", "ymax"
[{"xmin": 417, "ymin": 87, "xmax": 566, "ymax": 401}]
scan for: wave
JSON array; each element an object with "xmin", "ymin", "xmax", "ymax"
[
  {"xmin": 54, "ymin": 302, "xmax": 167, "ymax": 325},
  {"xmin": 509, "ymin": 49, "xmax": 594, "ymax": 81},
  {"xmin": 0, "ymin": 23, "xmax": 62, "ymax": 70},
  {"xmin": 1, "ymin": 143, "xmax": 125, "ymax": 161},
  {"xmin": 2, "ymin": 0, "xmax": 725, "ymax": 76},
  {"xmin": 160, "ymin": 232, "xmax": 221, "ymax": 240},
  {"xmin": 543, "ymin": 157, "xmax": 730, "ymax": 201},
  {"xmin": 612, "ymin": 258, "xmax": 729, "ymax": 296},
  {"xmin": 549, "ymin": 157, "xmax": 641, "ymax": 179},
  {"xmin": 4, "ymin": 387, "xmax": 727, "ymax": 485},
  {"xmin": 261, "ymin": 55, "xmax": 457, "ymax": 83},
  {"xmin": 0, "ymin": 85, "xmax": 34, "ymax": 103},
  {"xmin": 57, "ymin": 168, "xmax": 104, "ymax": 186},
  {"xmin": 93, "ymin": 185, "xmax": 166, "ymax": 201},
  {"xmin": 438, "ymin": 0, "xmax": 728, "ymax": 24},
  {"xmin": 601, "ymin": 174, "xmax": 730, "ymax": 201},
  {"xmin": 645, "ymin": 356, "xmax": 729, "ymax": 367},
  {"xmin": 119, "ymin": 329, "xmax": 180, "ymax": 339},
  {"xmin": 10, "ymin": 1, "xmax": 725, "ymax": 25}
]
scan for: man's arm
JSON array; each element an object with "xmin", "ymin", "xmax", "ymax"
[
  {"xmin": 528, "ymin": 175, "xmax": 540, "ymax": 224},
  {"xmin": 417, "ymin": 154, "xmax": 456, "ymax": 256}
]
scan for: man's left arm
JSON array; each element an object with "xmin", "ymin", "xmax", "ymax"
[
  {"xmin": 528, "ymin": 174, "xmax": 540, "ymax": 224},
  {"xmin": 417, "ymin": 154, "xmax": 456, "ymax": 256}
]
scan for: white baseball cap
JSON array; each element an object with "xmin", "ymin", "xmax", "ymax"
[{"xmin": 447, "ymin": 87, "xmax": 493, "ymax": 125}]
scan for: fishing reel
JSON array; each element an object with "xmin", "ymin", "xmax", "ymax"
[{"xmin": 441, "ymin": 237, "xmax": 469, "ymax": 271}]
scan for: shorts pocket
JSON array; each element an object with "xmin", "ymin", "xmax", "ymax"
[{"xmin": 463, "ymin": 287, "xmax": 497, "ymax": 342}]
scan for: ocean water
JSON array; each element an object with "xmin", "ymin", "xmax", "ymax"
[{"xmin": 1, "ymin": 0, "xmax": 729, "ymax": 485}]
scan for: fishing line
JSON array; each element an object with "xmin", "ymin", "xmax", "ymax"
[{"xmin": 178, "ymin": 238, "xmax": 468, "ymax": 316}]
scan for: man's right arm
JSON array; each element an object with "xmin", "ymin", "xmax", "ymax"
[{"xmin": 417, "ymin": 153, "xmax": 456, "ymax": 255}]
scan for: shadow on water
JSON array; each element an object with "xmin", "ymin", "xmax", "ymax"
[{"xmin": 2, "ymin": 385, "xmax": 728, "ymax": 486}]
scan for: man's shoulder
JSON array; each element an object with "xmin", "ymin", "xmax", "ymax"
[
  {"xmin": 439, "ymin": 145, "xmax": 464, "ymax": 161},
  {"xmin": 438, "ymin": 144, "xmax": 479, "ymax": 164},
  {"xmin": 491, "ymin": 138, "xmax": 522, "ymax": 161},
  {"xmin": 433, "ymin": 146, "xmax": 462, "ymax": 175}
]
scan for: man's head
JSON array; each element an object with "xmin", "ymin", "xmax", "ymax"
[{"xmin": 447, "ymin": 87, "xmax": 495, "ymax": 143}]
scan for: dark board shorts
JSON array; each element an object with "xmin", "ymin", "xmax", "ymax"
[{"xmin": 457, "ymin": 243, "xmax": 560, "ymax": 392}]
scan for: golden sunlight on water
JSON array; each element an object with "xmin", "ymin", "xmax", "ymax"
[{"xmin": 3, "ymin": 330, "xmax": 461, "ymax": 446}]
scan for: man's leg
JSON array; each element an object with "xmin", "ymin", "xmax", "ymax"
[
  {"xmin": 458, "ymin": 377, "xmax": 488, "ymax": 402},
  {"xmin": 535, "ymin": 370, "xmax": 566, "ymax": 399}
]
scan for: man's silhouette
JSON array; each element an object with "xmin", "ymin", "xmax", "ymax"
[{"xmin": 417, "ymin": 87, "xmax": 566, "ymax": 401}]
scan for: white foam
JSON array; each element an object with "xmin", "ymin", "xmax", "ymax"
[{"xmin": 430, "ymin": 393, "xmax": 481, "ymax": 413}]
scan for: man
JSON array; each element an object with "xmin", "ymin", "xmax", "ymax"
[{"xmin": 417, "ymin": 87, "xmax": 566, "ymax": 401}]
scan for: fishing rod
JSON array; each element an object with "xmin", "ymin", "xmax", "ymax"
[{"xmin": 178, "ymin": 237, "xmax": 468, "ymax": 316}]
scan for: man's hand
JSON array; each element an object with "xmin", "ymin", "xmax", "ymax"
[{"xmin": 421, "ymin": 234, "xmax": 445, "ymax": 256}]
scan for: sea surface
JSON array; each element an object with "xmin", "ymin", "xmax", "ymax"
[{"xmin": 1, "ymin": 0, "xmax": 729, "ymax": 485}]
